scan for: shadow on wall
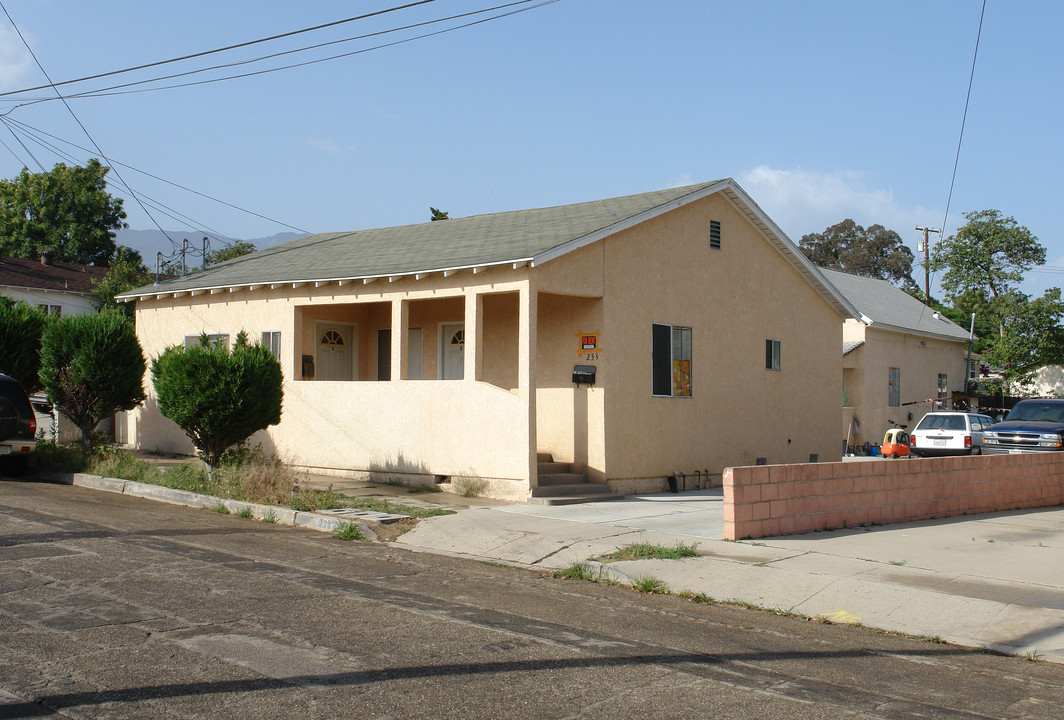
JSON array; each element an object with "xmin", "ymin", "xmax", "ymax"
[
  {"xmin": 133, "ymin": 394, "xmax": 282, "ymax": 460},
  {"xmin": 366, "ymin": 453, "xmax": 435, "ymax": 486}
]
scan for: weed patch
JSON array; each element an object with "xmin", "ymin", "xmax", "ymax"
[
  {"xmin": 552, "ymin": 562, "xmax": 600, "ymax": 581},
  {"xmin": 599, "ymin": 541, "xmax": 699, "ymax": 562},
  {"xmin": 631, "ymin": 575, "xmax": 668, "ymax": 593},
  {"xmin": 346, "ymin": 497, "xmax": 455, "ymax": 518},
  {"xmin": 333, "ymin": 522, "xmax": 365, "ymax": 541},
  {"xmin": 453, "ymin": 476, "xmax": 487, "ymax": 497},
  {"xmin": 32, "ymin": 440, "xmax": 89, "ymax": 473}
]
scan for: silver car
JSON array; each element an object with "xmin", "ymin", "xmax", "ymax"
[{"xmin": 909, "ymin": 411, "xmax": 996, "ymax": 457}]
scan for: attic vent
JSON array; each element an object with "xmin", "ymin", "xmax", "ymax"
[{"xmin": 709, "ymin": 220, "xmax": 721, "ymax": 250}]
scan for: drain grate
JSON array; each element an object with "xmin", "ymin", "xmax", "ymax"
[{"xmin": 314, "ymin": 508, "xmax": 407, "ymax": 524}]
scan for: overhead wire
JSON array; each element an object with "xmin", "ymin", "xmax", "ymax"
[
  {"xmin": 0, "ymin": 113, "xmax": 230, "ymax": 264},
  {"xmin": 2, "ymin": 115, "xmax": 309, "ymax": 234},
  {"xmin": 928, "ymin": 0, "xmax": 987, "ymax": 298},
  {"xmin": 1, "ymin": 0, "xmax": 542, "ymax": 110},
  {"xmin": 0, "ymin": 0, "xmax": 441, "ymax": 99},
  {"xmin": 36, "ymin": 0, "xmax": 562, "ymax": 102},
  {"xmin": 0, "ymin": 0, "xmax": 562, "ymax": 255},
  {"xmin": 0, "ymin": 0, "xmax": 174, "ymax": 247}
]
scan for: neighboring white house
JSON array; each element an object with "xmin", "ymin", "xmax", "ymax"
[
  {"xmin": 0, "ymin": 250, "xmax": 109, "ymax": 317},
  {"xmin": 0, "ymin": 250, "xmax": 111, "ymax": 442}
]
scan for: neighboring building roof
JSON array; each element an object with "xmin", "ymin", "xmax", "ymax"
[
  {"xmin": 819, "ymin": 268, "xmax": 972, "ymax": 343},
  {"xmin": 0, "ymin": 254, "xmax": 109, "ymax": 296},
  {"xmin": 118, "ymin": 179, "xmax": 862, "ymax": 320},
  {"xmin": 842, "ymin": 340, "xmax": 865, "ymax": 356}
]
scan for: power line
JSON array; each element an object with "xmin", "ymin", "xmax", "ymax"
[
  {"xmin": 34, "ymin": 0, "xmax": 562, "ymax": 103},
  {"xmin": 0, "ymin": 0, "xmax": 440, "ymax": 99},
  {"xmin": 0, "ymin": 113, "xmax": 231, "ymax": 258},
  {"xmin": 2, "ymin": 115, "xmax": 310, "ymax": 234},
  {"xmin": 0, "ymin": 0, "xmax": 174, "ymax": 246},
  {"xmin": 927, "ymin": 0, "xmax": 987, "ymax": 299},
  {"xmin": 1, "ymin": 0, "xmax": 541, "ymax": 108}
]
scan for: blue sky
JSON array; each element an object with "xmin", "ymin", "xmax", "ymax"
[{"xmin": 0, "ymin": 1, "xmax": 1061, "ymax": 298}]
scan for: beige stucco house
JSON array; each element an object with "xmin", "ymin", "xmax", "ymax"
[
  {"xmin": 820, "ymin": 268, "xmax": 973, "ymax": 453},
  {"xmin": 119, "ymin": 180, "xmax": 860, "ymax": 501}
]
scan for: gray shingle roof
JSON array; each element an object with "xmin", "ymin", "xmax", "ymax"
[
  {"xmin": 121, "ymin": 181, "xmax": 728, "ymax": 296},
  {"xmin": 842, "ymin": 340, "xmax": 865, "ymax": 356},
  {"xmin": 117, "ymin": 180, "xmax": 862, "ymax": 322},
  {"xmin": 819, "ymin": 268, "xmax": 971, "ymax": 342}
]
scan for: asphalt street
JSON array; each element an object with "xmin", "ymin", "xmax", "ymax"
[{"xmin": 3, "ymin": 478, "xmax": 1064, "ymax": 719}]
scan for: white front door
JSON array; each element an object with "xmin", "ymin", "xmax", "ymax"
[
  {"xmin": 439, "ymin": 323, "xmax": 464, "ymax": 380},
  {"xmin": 317, "ymin": 323, "xmax": 354, "ymax": 381}
]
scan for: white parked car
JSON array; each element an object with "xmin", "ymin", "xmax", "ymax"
[{"xmin": 909, "ymin": 411, "xmax": 996, "ymax": 457}]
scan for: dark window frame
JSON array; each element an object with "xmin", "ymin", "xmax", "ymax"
[{"xmin": 652, "ymin": 323, "xmax": 693, "ymax": 398}]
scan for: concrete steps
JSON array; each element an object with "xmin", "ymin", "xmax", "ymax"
[{"xmin": 531, "ymin": 454, "xmax": 617, "ymax": 506}]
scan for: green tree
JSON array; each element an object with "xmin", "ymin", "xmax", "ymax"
[
  {"xmin": 0, "ymin": 159, "xmax": 128, "ymax": 265},
  {"xmin": 39, "ymin": 311, "xmax": 146, "ymax": 452},
  {"xmin": 429, "ymin": 207, "xmax": 449, "ymax": 221},
  {"xmin": 981, "ymin": 289, "xmax": 1064, "ymax": 394},
  {"xmin": 205, "ymin": 240, "xmax": 256, "ymax": 266},
  {"xmin": 930, "ymin": 209, "xmax": 1044, "ymax": 330},
  {"xmin": 800, "ymin": 219, "xmax": 915, "ymax": 287},
  {"xmin": 151, "ymin": 331, "xmax": 283, "ymax": 470},
  {"xmin": 92, "ymin": 247, "xmax": 153, "ymax": 318},
  {"xmin": 0, "ymin": 300, "xmax": 50, "ymax": 393}
]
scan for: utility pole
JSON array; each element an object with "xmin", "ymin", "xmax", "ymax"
[{"xmin": 915, "ymin": 225, "xmax": 940, "ymax": 306}]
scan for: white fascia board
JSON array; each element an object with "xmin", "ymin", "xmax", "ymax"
[
  {"xmin": 867, "ymin": 321, "xmax": 971, "ymax": 345},
  {"xmin": 115, "ymin": 258, "xmax": 534, "ymax": 300}
]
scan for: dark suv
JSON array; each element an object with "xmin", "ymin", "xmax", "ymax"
[
  {"xmin": 981, "ymin": 398, "xmax": 1064, "ymax": 455},
  {"xmin": 0, "ymin": 372, "xmax": 37, "ymax": 473}
]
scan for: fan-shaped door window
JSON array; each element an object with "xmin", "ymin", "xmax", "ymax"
[
  {"xmin": 321, "ymin": 330, "xmax": 345, "ymax": 347},
  {"xmin": 316, "ymin": 324, "xmax": 354, "ymax": 381}
]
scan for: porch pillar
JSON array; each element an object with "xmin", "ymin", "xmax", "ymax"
[
  {"xmin": 519, "ymin": 280, "xmax": 538, "ymax": 487},
  {"xmin": 463, "ymin": 290, "xmax": 484, "ymax": 381},
  {"xmin": 390, "ymin": 298, "xmax": 409, "ymax": 380}
]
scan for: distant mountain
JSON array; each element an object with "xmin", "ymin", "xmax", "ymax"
[{"xmin": 115, "ymin": 229, "xmax": 307, "ymax": 268}]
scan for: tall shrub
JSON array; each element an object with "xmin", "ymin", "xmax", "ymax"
[
  {"xmin": 38, "ymin": 310, "xmax": 146, "ymax": 452},
  {"xmin": 0, "ymin": 299, "xmax": 50, "ymax": 393},
  {"xmin": 151, "ymin": 331, "xmax": 283, "ymax": 469}
]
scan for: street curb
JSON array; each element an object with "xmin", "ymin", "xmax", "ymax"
[{"xmin": 70, "ymin": 473, "xmax": 379, "ymax": 541}]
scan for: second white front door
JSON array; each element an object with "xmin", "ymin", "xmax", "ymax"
[{"xmin": 439, "ymin": 323, "xmax": 464, "ymax": 380}]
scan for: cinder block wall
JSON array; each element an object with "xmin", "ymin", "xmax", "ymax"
[{"xmin": 723, "ymin": 454, "xmax": 1064, "ymax": 540}]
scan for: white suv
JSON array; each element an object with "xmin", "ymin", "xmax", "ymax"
[{"xmin": 909, "ymin": 411, "xmax": 995, "ymax": 457}]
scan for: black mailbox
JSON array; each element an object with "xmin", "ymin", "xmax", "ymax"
[{"xmin": 572, "ymin": 365, "xmax": 596, "ymax": 385}]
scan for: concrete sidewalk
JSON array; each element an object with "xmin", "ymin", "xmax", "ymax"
[{"xmin": 391, "ymin": 488, "xmax": 1064, "ymax": 664}]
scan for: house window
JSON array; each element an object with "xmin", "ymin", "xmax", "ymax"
[
  {"xmin": 377, "ymin": 328, "xmax": 390, "ymax": 381},
  {"xmin": 37, "ymin": 304, "xmax": 61, "ymax": 316},
  {"xmin": 888, "ymin": 367, "xmax": 901, "ymax": 406},
  {"xmin": 185, "ymin": 334, "xmax": 229, "ymax": 350},
  {"xmin": 765, "ymin": 339, "xmax": 781, "ymax": 371},
  {"xmin": 709, "ymin": 220, "xmax": 721, "ymax": 250},
  {"xmin": 652, "ymin": 323, "xmax": 692, "ymax": 397},
  {"xmin": 938, "ymin": 373, "xmax": 948, "ymax": 398},
  {"xmin": 261, "ymin": 331, "xmax": 281, "ymax": 358}
]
